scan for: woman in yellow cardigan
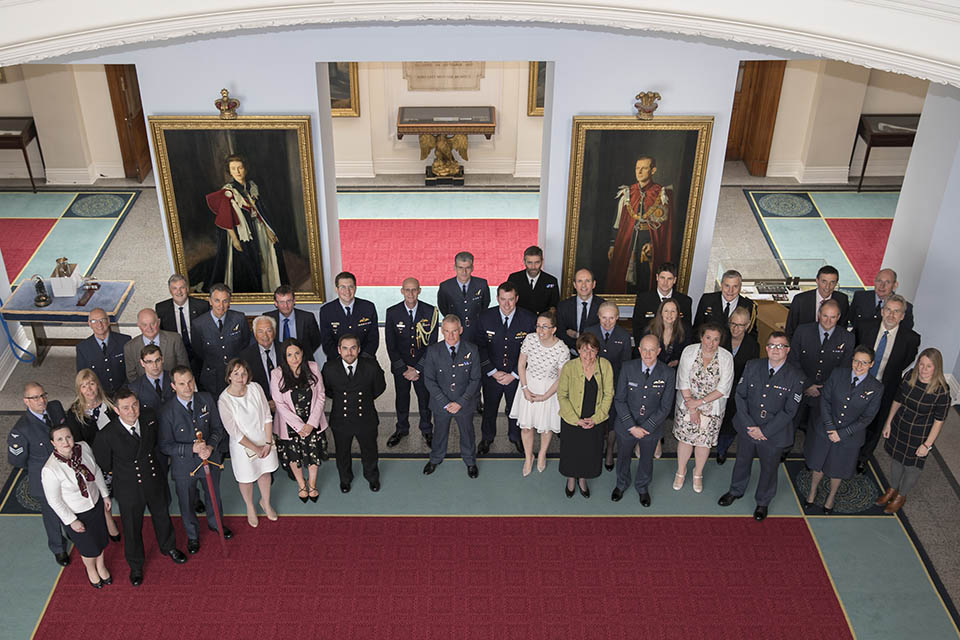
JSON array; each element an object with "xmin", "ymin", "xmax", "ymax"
[{"xmin": 557, "ymin": 332, "xmax": 615, "ymax": 497}]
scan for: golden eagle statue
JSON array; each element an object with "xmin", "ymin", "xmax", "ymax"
[{"xmin": 419, "ymin": 133, "xmax": 469, "ymax": 177}]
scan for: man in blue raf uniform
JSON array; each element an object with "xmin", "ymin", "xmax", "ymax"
[
  {"xmin": 477, "ymin": 282, "xmax": 536, "ymax": 456},
  {"xmin": 718, "ymin": 331, "xmax": 804, "ymax": 521},
  {"xmin": 384, "ymin": 277, "xmax": 439, "ymax": 448},
  {"xmin": 612, "ymin": 335, "xmax": 676, "ymax": 506},
  {"xmin": 158, "ymin": 366, "xmax": 232, "ymax": 554},
  {"xmin": 585, "ymin": 301, "xmax": 633, "ymax": 470},
  {"xmin": 192, "ymin": 283, "xmax": 251, "ymax": 395},
  {"xmin": 8, "ymin": 382, "xmax": 70, "ymax": 565},
  {"xmin": 267, "ymin": 284, "xmax": 321, "ymax": 360},
  {"xmin": 437, "ymin": 251, "xmax": 490, "ymax": 347},
  {"xmin": 849, "ymin": 268, "xmax": 915, "ymax": 332},
  {"xmin": 507, "ymin": 245, "xmax": 560, "ymax": 315},
  {"xmin": 422, "ymin": 315, "xmax": 481, "ymax": 478},
  {"xmin": 76, "ymin": 307, "xmax": 131, "ymax": 395},
  {"xmin": 319, "ymin": 271, "xmax": 380, "ymax": 361}
]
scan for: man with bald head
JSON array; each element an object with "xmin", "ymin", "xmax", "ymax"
[
  {"xmin": 124, "ymin": 308, "xmax": 189, "ymax": 381},
  {"xmin": 384, "ymin": 277, "xmax": 438, "ymax": 448},
  {"xmin": 849, "ymin": 268, "xmax": 915, "ymax": 332},
  {"xmin": 76, "ymin": 307, "xmax": 131, "ymax": 395}
]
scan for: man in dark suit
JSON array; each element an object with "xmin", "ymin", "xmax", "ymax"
[
  {"xmin": 556, "ymin": 268, "xmax": 605, "ymax": 353},
  {"xmin": 158, "ymin": 366, "xmax": 232, "ymax": 554},
  {"xmin": 477, "ymin": 282, "xmax": 536, "ymax": 456},
  {"xmin": 76, "ymin": 307, "xmax": 131, "ymax": 395},
  {"xmin": 784, "ymin": 265, "xmax": 850, "ymax": 339},
  {"xmin": 318, "ymin": 271, "xmax": 379, "ymax": 360},
  {"xmin": 422, "ymin": 315, "xmax": 481, "ymax": 478},
  {"xmin": 384, "ymin": 278, "xmax": 438, "ymax": 448},
  {"xmin": 155, "ymin": 274, "xmax": 210, "ymax": 374},
  {"xmin": 854, "ymin": 293, "xmax": 920, "ymax": 474},
  {"xmin": 267, "ymin": 285, "xmax": 321, "ymax": 361},
  {"xmin": 437, "ymin": 251, "xmax": 490, "ymax": 347},
  {"xmin": 693, "ymin": 269, "xmax": 757, "ymax": 336},
  {"xmin": 124, "ymin": 308, "xmax": 189, "ymax": 381},
  {"xmin": 631, "ymin": 262, "xmax": 693, "ymax": 341},
  {"xmin": 849, "ymin": 268, "xmax": 915, "ymax": 332},
  {"xmin": 7, "ymin": 382, "xmax": 70, "ymax": 565},
  {"xmin": 612, "ymin": 335, "xmax": 677, "ymax": 506},
  {"xmin": 191, "ymin": 283, "xmax": 251, "ymax": 395},
  {"xmin": 321, "ymin": 334, "xmax": 387, "ymax": 493},
  {"xmin": 585, "ymin": 301, "xmax": 633, "ymax": 469},
  {"xmin": 718, "ymin": 332, "xmax": 804, "ymax": 522},
  {"xmin": 506, "ymin": 245, "xmax": 560, "ymax": 315},
  {"xmin": 93, "ymin": 388, "xmax": 187, "ymax": 586},
  {"xmin": 240, "ymin": 315, "xmax": 281, "ymax": 408}
]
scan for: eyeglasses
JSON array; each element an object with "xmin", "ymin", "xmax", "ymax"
[
  {"xmin": 535, "ymin": 324, "xmax": 554, "ymax": 330},
  {"xmin": 729, "ymin": 322, "xmax": 749, "ymax": 328},
  {"xmin": 852, "ymin": 359, "xmax": 873, "ymax": 366},
  {"xmin": 88, "ymin": 318, "xmax": 109, "ymax": 324},
  {"xmin": 24, "ymin": 393, "xmax": 48, "ymax": 400},
  {"xmin": 765, "ymin": 344, "xmax": 788, "ymax": 350},
  {"xmin": 142, "ymin": 357, "xmax": 163, "ymax": 365}
]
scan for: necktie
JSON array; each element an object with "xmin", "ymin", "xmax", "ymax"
[
  {"xmin": 529, "ymin": 278, "xmax": 534, "ymax": 289},
  {"xmin": 345, "ymin": 306, "xmax": 352, "ymax": 319},
  {"xmin": 603, "ymin": 332, "xmax": 609, "ymax": 343},
  {"xmin": 870, "ymin": 331, "xmax": 888, "ymax": 378},
  {"xmin": 187, "ymin": 400, "xmax": 194, "ymax": 415},
  {"xmin": 179, "ymin": 306, "xmax": 190, "ymax": 345},
  {"xmin": 851, "ymin": 377, "xmax": 858, "ymax": 391},
  {"xmin": 450, "ymin": 345, "xmax": 457, "ymax": 360},
  {"xmin": 43, "ymin": 413, "xmax": 52, "ymax": 428},
  {"xmin": 579, "ymin": 301, "xmax": 588, "ymax": 333},
  {"xmin": 265, "ymin": 350, "xmax": 275, "ymax": 372},
  {"xmin": 503, "ymin": 316, "xmax": 509, "ymax": 330},
  {"xmin": 462, "ymin": 284, "xmax": 468, "ymax": 297},
  {"xmin": 101, "ymin": 341, "xmax": 107, "ymax": 357},
  {"xmin": 723, "ymin": 302, "xmax": 731, "ymax": 319},
  {"xmin": 822, "ymin": 331, "xmax": 830, "ymax": 345},
  {"xmin": 154, "ymin": 378, "xmax": 162, "ymax": 396},
  {"xmin": 875, "ymin": 299, "xmax": 883, "ymax": 317},
  {"xmin": 283, "ymin": 318, "xmax": 290, "ymax": 341},
  {"xmin": 347, "ymin": 364, "xmax": 354, "ymax": 380},
  {"xmin": 644, "ymin": 368, "xmax": 650, "ymax": 380},
  {"xmin": 769, "ymin": 367, "xmax": 775, "ymax": 378},
  {"xmin": 130, "ymin": 425, "xmax": 139, "ymax": 440},
  {"xmin": 217, "ymin": 318, "xmax": 223, "ymax": 333},
  {"xmin": 409, "ymin": 309, "xmax": 415, "ymax": 327}
]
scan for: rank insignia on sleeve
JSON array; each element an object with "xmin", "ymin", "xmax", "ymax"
[{"xmin": 9, "ymin": 444, "xmax": 23, "ymax": 455}]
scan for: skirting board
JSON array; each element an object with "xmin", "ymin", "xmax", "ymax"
[
  {"xmin": 513, "ymin": 160, "xmax": 542, "ymax": 179},
  {"xmin": 334, "ymin": 160, "xmax": 376, "ymax": 179},
  {"xmin": 766, "ymin": 161, "xmax": 851, "ymax": 184},
  {"xmin": 44, "ymin": 165, "xmax": 98, "ymax": 185}
]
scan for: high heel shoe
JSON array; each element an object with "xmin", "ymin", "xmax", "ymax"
[
  {"xmin": 537, "ymin": 459, "xmax": 546, "ymax": 473},
  {"xmin": 101, "ymin": 575, "xmax": 113, "ymax": 585},
  {"xmin": 308, "ymin": 485, "xmax": 319, "ymax": 503},
  {"xmin": 673, "ymin": 472, "xmax": 686, "ymax": 491},
  {"xmin": 260, "ymin": 500, "xmax": 278, "ymax": 521},
  {"xmin": 522, "ymin": 460, "xmax": 533, "ymax": 477},
  {"xmin": 803, "ymin": 499, "xmax": 816, "ymax": 510},
  {"xmin": 578, "ymin": 483, "xmax": 590, "ymax": 498},
  {"xmin": 823, "ymin": 505, "xmax": 834, "ymax": 515},
  {"xmin": 297, "ymin": 486, "xmax": 309, "ymax": 503},
  {"xmin": 565, "ymin": 483, "xmax": 575, "ymax": 498},
  {"xmin": 692, "ymin": 475, "xmax": 703, "ymax": 494},
  {"xmin": 604, "ymin": 461, "xmax": 615, "ymax": 471},
  {"xmin": 109, "ymin": 533, "xmax": 121, "ymax": 543},
  {"xmin": 88, "ymin": 578, "xmax": 104, "ymax": 589}
]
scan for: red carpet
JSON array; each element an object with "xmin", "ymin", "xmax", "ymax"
[
  {"xmin": 340, "ymin": 219, "xmax": 538, "ymax": 286},
  {"xmin": 826, "ymin": 218, "xmax": 893, "ymax": 285},
  {"xmin": 34, "ymin": 516, "xmax": 850, "ymax": 639},
  {"xmin": 0, "ymin": 219, "xmax": 57, "ymax": 283}
]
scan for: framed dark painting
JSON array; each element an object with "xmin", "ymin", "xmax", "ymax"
[
  {"xmin": 563, "ymin": 116, "xmax": 713, "ymax": 305},
  {"xmin": 148, "ymin": 115, "xmax": 324, "ymax": 303},
  {"xmin": 329, "ymin": 62, "xmax": 360, "ymax": 117},
  {"xmin": 527, "ymin": 61, "xmax": 546, "ymax": 116}
]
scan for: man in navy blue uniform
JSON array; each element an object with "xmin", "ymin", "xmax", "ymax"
[
  {"xmin": 477, "ymin": 282, "xmax": 536, "ymax": 455},
  {"xmin": 158, "ymin": 366, "xmax": 232, "ymax": 554},
  {"xmin": 612, "ymin": 335, "xmax": 676, "ymax": 506},
  {"xmin": 384, "ymin": 277, "xmax": 439, "ymax": 448},
  {"xmin": 267, "ymin": 284, "xmax": 321, "ymax": 361},
  {"xmin": 436, "ymin": 251, "xmax": 490, "ymax": 347},
  {"xmin": 7, "ymin": 382, "xmax": 70, "ymax": 565},
  {"xmin": 506, "ymin": 245, "xmax": 560, "ymax": 315},
  {"xmin": 128, "ymin": 344, "xmax": 176, "ymax": 413},
  {"xmin": 718, "ymin": 331, "xmax": 804, "ymax": 521},
  {"xmin": 318, "ymin": 271, "xmax": 379, "ymax": 360},
  {"xmin": 76, "ymin": 307, "xmax": 131, "ymax": 395},
  {"xmin": 191, "ymin": 283, "xmax": 251, "ymax": 396}
]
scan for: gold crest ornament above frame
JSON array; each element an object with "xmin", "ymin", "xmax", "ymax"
[
  {"xmin": 563, "ymin": 115, "xmax": 713, "ymax": 306},
  {"xmin": 527, "ymin": 62, "xmax": 546, "ymax": 116},
  {"xmin": 329, "ymin": 62, "xmax": 360, "ymax": 117},
  {"xmin": 149, "ymin": 115, "xmax": 325, "ymax": 304}
]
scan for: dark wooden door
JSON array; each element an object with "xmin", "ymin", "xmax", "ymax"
[
  {"xmin": 725, "ymin": 60, "xmax": 786, "ymax": 176},
  {"xmin": 105, "ymin": 65, "xmax": 151, "ymax": 182}
]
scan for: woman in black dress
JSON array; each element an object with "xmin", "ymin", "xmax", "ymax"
[
  {"xmin": 557, "ymin": 333, "xmax": 614, "ymax": 498},
  {"xmin": 878, "ymin": 348, "xmax": 951, "ymax": 514},
  {"xmin": 716, "ymin": 307, "xmax": 759, "ymax": 464}
]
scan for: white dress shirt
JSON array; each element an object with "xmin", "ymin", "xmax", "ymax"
[{"xmin": 41, "ymin": 442, "xmax": 108, "ymax": 525}]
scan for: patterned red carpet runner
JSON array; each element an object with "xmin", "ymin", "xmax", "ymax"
[
  {"xmin": 0, "ymin": 218, "xmax": 56, "ymax": 283},
  {"xmin": 33, "ymin": 516, "xmax": 850, "ymax": 639},
  {"xmin": 825, "ymin": 218, "xmax": 894, "ymax": 286}
]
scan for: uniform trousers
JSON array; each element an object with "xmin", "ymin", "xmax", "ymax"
[
  {"xmin": 38, "ymin": 495, "xmax": 67, "ymax": 554},
  {"xmin": 481, "ymin": 377, "xmax": 520, "ymax": 444},
  {"xmin": 393, "ymin": 373, "xmax": 432, "ymax": 435},
  {"xmin": 117, "ymin": 488, "xmax": 177, "ymax": 570},
  {"xmin": 332, "ymin": 422, "xmax": 380, "ymax": 484},
  {"xmin": 615, "ymin": 429, "xmax": 660, "ymax": 492},
  {"xmin": 729, "ymin": 435, "xmax": 783, "ymax": 506},
  {"xmin": 172, "ymin": 466, "xmax": 223, "ymax": 539},
  {"xmin": 430, "ymin": 404, "xmax": 477, "ymax": 466}
]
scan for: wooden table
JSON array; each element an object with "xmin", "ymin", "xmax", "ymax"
[
  {"xmin": 397, "ymin": 107, "xmax": 496, "ymax": 185},
  {"xmin": 849, "ymin": 113, "xmax": 919, "ymax": 192},
  {"xmin": 0, "ymin": 117, "xmax": 45, "ymax": 193},
  {"xmin": 0, "ymin": 280, "xmax": 134, "ymax": 366}
]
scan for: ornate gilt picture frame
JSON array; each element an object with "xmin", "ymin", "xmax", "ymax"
[
  {"xmin": 527, "ymin": 61, "xmax": 546, "ymax": 116},
  {"xmin": 329, "ymin": 62, "xmax": 360, "ymax": 117},
  {"xmin": 563, "ymin": 116, "xmax": 713, "ymax": 305},
  {"xmin": 149, "ymin": 115, "xmax": 324, "ymax": 304}
]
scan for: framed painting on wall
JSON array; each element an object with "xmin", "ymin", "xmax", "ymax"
[
  {"xmin": 148, "ymin": 115, "xmax": 324, "ymax": 304},
  {"xmin": 563, "ymin": 115, "xmax": 713, "ymax": 305},
  {"xmin": 527, "ymin": 61, "xmax": 546, "ymax": 116},
  {"xmin": 329, "ymin": 62, "xmax": 360, "ymax": 117}
]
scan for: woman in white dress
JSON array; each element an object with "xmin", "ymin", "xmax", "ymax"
[
  {"xmin": 510, "ymin": 310, "xmax": 570, "ymax": 476},
  {"xmin": 218, "ymin": 358, "xmax": 280, "ymax": 528}
]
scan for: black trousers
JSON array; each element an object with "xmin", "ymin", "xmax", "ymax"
[
  {"xmin": 728, "ymin": 436, "xmax": 783, "ymax": 506},
  {"xmin": 117, "ymin": 487, "xmax": 177, "ymax": 571},
  {"xmin": 36, "ymin": 493, "xmax": 67, "ymax": 554},
  {"xmin": 615, "ymin": 429, "xmax": 660, "ymax": 492},
  {"xmin": 481, "ymin": 376, "xmax": 520, "ymax": 443},
  {"xmin": 393, "ymin": 372, "xmax": 433, "ymax": 435},
  {"xmin": 858, "ymin": 400, "xmax": 893, "ymax": 465},
  {"xmin": 332, "ymin": 422, "xmax": 379, "ymax": 484}
]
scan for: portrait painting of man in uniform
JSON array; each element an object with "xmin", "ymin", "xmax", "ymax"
[
  {"xmin": 563, "ymin": 116, "xmax": 713, "ymax": 305},
  {"xmin": 149, "ymin": 116, "xmax": 324, "ymax": 303}
]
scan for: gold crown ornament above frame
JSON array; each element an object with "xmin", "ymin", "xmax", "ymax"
[
  {"xmin": 634, "ymin": 91, "xmax": 662, "ymax": 120},
  {"xmin": 215, "ymin": 88, "xmax": 240, "ymax": 119}
]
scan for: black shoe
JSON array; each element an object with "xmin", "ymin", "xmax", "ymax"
[
  {"xmin": 803, "ymin": 500, "xmax": 816, "ymax": 510},
  {"xmin": 54, "ymin": 552, "xmax": 70, "ymax": 567},
  {"xmin": 638, "ymin": 491, "xmax": 651, "ymax": 508},
  {"xmin": 209, "ymin": 525, "xmax": 233, "ymax": 540},
  {"xmin": 168, "ymin": 548, "xmax": 187, "ymax": 563},
  {"xmin": 187, "ymin": 539, "xmax": 200, "ymax": 554},
  {"xmin": 423, "ymin": 462, "xmax": 438, "ymax": 475},
  {"xmin": 386, "ymin": 431, "xmax": 407, "ymax": 448},
  {"xmin": 718, "ymin": 492, "xmax": 741, "ymax": 507},
  {"xmin": 753, "ymin": 505, "xmax": 768, "ymax": 521},
  {"xmin": 579, "ymin": 483, "xmax": 590, "ymax": 498},
  {"xmin": 102, "ymin": 575, "xmax": 113, "ymax": 585},
  {"xmin": 320, "ymin": 435, "xmax": 329, "ymax": 461},
  {"xmin": 477, "ymin": 400, "xmax": 484, "ymax": 415},
  {"xmin": 779, "ymin": 453, "xmax": 788, "ymax": 464},
  {"xmin": 467, "ymin": 465, "xmax": 479, "ymax": 479},
  {"xmin": 823, "ymin": 505, "xmax": 834, "ymax": 515},
  {"xmin": 565, "ymin": 484, "xmax": 575, "ymax": 498},
  {"xmin": 477, "ymin": 440, "xmax": 491, "ymax": 456},
  {"xmin": 611, "ymin": 487, "xmax": 623, "ymax": 502},
  {"xmin": 195, "ymin": 500, "xmax": 206, "ymax": 514},
  {"xmin": 856, "ymin": 461, "xmax": 867, "ymax": 475},
  {"xmin": 340, "ymin": 482, "xmax": 351, "ymax": 493},
  {"xmin": 109, "ymin": 533, "xmax": 121, "ymax": 543},
  {"xmin": 369, "ymin": 479, "xmax": 381, "ymax": 492},
  {"xmin": 129, "ymin": 570, "xmax": 143, "ymax": 587},
  {"xmin": 424, "ymin": 433, "xmax": 433, "ymax": 449},
  {"xmin": 512, "ymin": 440, "xmax": 524, "ymax": 455},
  {"xmin": 89, "ymin": 578, "xmax": 104, "ymax": 589},
  {"xmin": 716, "ymin": 452, "xmax": 727, "ymax": 465}
]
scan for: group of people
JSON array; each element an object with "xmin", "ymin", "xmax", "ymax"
[{"xmin": 7, "ymin": 247, "xmax": 951, "ymax": 586}]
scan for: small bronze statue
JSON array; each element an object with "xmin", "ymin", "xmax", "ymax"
[
  {"xmin": 54, "ymin": 257, "xmax": 72, "ymax": 278},
  {"xmin": 32, "ymin": 275, "xmax": 51, "ymax": 307}
]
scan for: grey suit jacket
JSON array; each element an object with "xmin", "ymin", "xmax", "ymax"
[{"xmin": 124, "ymin": 330, "xmax": 190, "ymax": 381}]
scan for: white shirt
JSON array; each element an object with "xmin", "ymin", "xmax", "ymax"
[
  {"xmin": 342, "ymin": 359, "xmax": 358, "ymax": 376},
  {"xmin": 119, "ymin": 417, "xmax": 142, "ymax": 438},
  {"xmin": 658, "ymin": 288, "xmax": 673, "ymax": 302},
  {"xmin": 41, "ymin": 442, "xmax": 108, "ymax": 526},
  {"xmin": 720, "ymin": 295, "xmax": 738, "ymax": 318},
  {"xmin": 873, "ymin": 323, "xmax": 900, "ymax": 379},
  {"xmin": 528, "ymin": 273, "xmax": 540, "ymax": 289}
]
